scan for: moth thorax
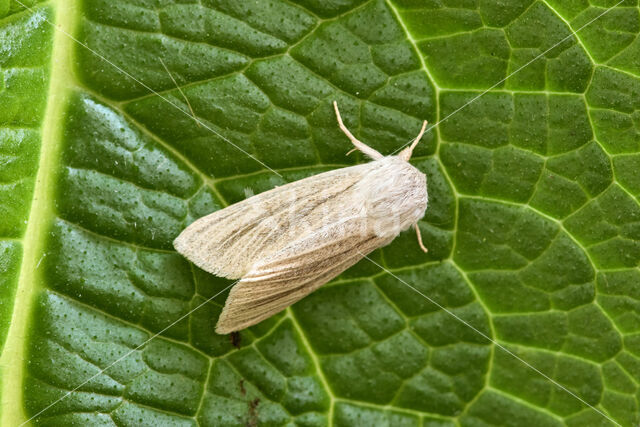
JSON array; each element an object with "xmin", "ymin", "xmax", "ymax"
[{"xmin": 364, "ymin": 159, "xmax": 428, "ymax": 238}]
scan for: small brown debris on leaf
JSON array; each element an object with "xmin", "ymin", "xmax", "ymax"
[
  {"xmin": 230, "ymin": 331, "xmax": 241, "ymax": 349},
  {"xmin": 246, "ymin": 398, "xmax": 260, "ymax": 427},
  {"xmin": 239, "ymin": 379, "xmax": 246, "ymax": 396}
]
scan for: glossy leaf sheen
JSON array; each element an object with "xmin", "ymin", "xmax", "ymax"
[{"xmin": 1, "ymin": 0, "xmax": 640, "ymax": 425}]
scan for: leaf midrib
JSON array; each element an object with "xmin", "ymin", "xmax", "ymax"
[{"xmin": 0, "ymin": 1, "xmax": 76, "ymax": 424}]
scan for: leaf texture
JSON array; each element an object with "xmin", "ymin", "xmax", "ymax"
[{"xmin": 1, "ymin": 0, "xmax": 640, "ymax": 425}]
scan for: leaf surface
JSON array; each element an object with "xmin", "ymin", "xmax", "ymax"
[{"xmin": 1, "ymin": 0, "xmax": 640, "ymax": 425}]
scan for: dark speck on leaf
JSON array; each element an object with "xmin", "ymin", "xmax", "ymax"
[
  {"xmin": 230, "ymin": 331, "xmax": 241, "ymax": 349},
  {"xmin": 247, "ymin": 398, "xmax": 260, "ymax": 427}
]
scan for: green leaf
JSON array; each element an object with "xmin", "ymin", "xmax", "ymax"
[{"xmin": 1, "ymin": 0, "xmax": 640, "ymax": 425}]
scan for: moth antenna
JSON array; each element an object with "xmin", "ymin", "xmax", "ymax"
[
  {"xmin": 415, "ymin": 223, "xmax": 428, "ymax": 253},
  {"xmin": 333, "ymin": 101, "xmax": 383, "ymax": 160},
  {"xmin": 399, "ymin": 120, "xmax": 428, "ymax": 161}
]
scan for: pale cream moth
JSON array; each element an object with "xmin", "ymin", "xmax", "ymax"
[{"xmin": 174, "ymin": 102, "xmax": 429, "ymax": 333}]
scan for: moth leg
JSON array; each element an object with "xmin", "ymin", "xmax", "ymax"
[
  {"xmin": 415, "ymin": 223, "xmax": 428, "ymax": 253},
  {"xmin": 333, "ymin": 101, "xmax": 383, "ymax": 160},
  {"xmin": 399, "ymin": 120, "xmax": 428, "ymax": 161}
]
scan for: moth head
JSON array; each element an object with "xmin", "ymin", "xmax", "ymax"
[{"xmin": 398, "ymin": 120, "xmax": 428, "ymax": 162}]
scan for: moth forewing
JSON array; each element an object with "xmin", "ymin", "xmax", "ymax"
[
  {"xmin": 214, "ymin": 216, "xmax": 395, "ymax": 334},
  {"xmin": 173, "ymin": 102, "xmax": 429, "ymax": 334},
  {"xmin": 173, "ymin": 164, "xmax": 369, "ymax": 278}
]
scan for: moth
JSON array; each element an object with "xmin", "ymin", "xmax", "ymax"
[{"xmin": 174, "ymin": 102, "xmax": 429, "ymax": 334}]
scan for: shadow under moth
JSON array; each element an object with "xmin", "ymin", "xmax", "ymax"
[{"xmin": 174, "ymin": 102, "xmax": 429, "ymax": 334}]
